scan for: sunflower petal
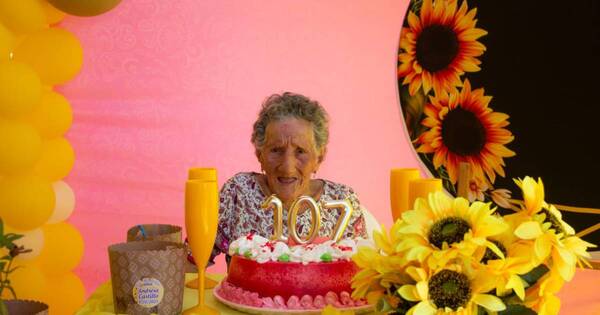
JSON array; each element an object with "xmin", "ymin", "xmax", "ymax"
[
  {"xmin": 534, "ymin": 236, "xmax": 552, "ymax": 261},
  {"xmin": 506, "ymin": 274, "xmax": 525, "ymax": 300},
  {"xmin": 473, "ymin": 294, "xmax": 506, "ymax": 311},
  {"xmin": 412, "ymin": 301, "xmax": 437, "ymax": 315},
  {"xmin": 514, "ymin": 221, "xmax": 543, "ymax": 239},
  {"xmin": 398, "ymin": 285, "xmax": 420, "ymax": 302}
]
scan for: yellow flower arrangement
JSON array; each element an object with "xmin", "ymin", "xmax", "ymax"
[{"xmin": 352, "ymin": 176, "xmax": 596, "ymax": 315}]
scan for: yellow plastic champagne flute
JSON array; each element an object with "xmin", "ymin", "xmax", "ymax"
[
  {"xmin": 183, "ymin": 179, "xmax": 220, "ymax": 315},
  {"xmin": 390, "ymin": 168, "xmax": 420, "ymax": 221},
  {"xmin": 186, "ymin": 168, "xmax": 218, "ymax": 290}
]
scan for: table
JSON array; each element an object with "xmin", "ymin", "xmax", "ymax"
[{"xmin": 77, "ymin": 269, "xmax": 600, "ymax": 314}]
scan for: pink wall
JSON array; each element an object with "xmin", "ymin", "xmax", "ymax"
[{"xmin": 59, "ymin": 0, "xmax": 419, "ymax": 294}]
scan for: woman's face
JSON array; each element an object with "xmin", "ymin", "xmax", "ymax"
[{"xmin": 256, "ymin": 117, "xmax": 325, "ymax": 205}]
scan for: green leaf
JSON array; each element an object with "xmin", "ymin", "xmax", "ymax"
[
  {"xmin": 5, "ymin": 233, "xmax": 23, "ymax": 243},
  {"xmin": 520, "ymin": 264, "xmax": 549, "ymax": 285},
  {"xmin": 0, "ymin": 219, "xmax": 4, "ymax": 237},
  {"xmin": 499, "ymin": 304, "xmax": 537, "ymax": 315},
  {"xmin": 243, "ymin": 250, "xmax": 252, "ymax": 258}
]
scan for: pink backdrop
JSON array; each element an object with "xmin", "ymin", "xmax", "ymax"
[{"xmin": 59, "ymin": 0, "xmax": 419, "ymax": 294}]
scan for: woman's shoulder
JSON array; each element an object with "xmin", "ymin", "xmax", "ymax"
[
  {"xmin": 222, "ymin": 172, "xmax": 257, "ymax": 185},
  {"xmin": 321, "ymin": 178, "xmax": 357, "ymax": 199},
  {"xmin": 221, "ymin": 172, "xmax": 261, "ymax": 193}
]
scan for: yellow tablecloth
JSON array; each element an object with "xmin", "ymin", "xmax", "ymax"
[
  {"xmin": 77, "ymin": 270, "xmax": 600, "ymax": 314},
  {"xmin": 76, "ymin": 274, "xmax": 246, "ymax": 315}
]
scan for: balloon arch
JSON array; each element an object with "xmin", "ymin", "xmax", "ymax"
[{"xmin": 0, "ymin": 0, "xmax": 121, "ymax": 313}]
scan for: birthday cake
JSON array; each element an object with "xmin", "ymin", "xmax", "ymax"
[{"xmin": 215, "ymin": 233, "xmax": 371, "ymax": 311}]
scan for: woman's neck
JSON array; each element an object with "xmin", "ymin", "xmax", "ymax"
[{"xmin": 255, "ymin": 173, "xmax": 324, "ymax": 209}]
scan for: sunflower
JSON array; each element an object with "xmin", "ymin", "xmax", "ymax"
[
  {"xmin": 397, "ymin": 191, "xmax": 507, "ymax": 269},
  {"xmin": 372, "ymin": 219, "xmax": 405, "ymax": 255},
  {"xmin": 416, "ymin": 79, "xmax": 515, "ymax": 184},
  {"xmin": 351, "ymin": 235, "xmax": 410, "ymax": 303},
  {"xmin": 398, "ymin": 0, "xmax": 487, "ymax": 96},
  {"xmin": 508, "ymin": 176, "xmax": 596, "ymax": 281},
  {"xmin": 397, "ymin": 264, "xmax": 505, "ymax": 314},
  {"xmin": 473, "ymin": 216, "xmax": 536, "ymax": 300},
  {"xmin": 522, "ymin": 270, "xmax": 564, "ymax": 315}
]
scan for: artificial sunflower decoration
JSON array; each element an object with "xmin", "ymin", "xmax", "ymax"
[
  {"xmin": 396, "ymin": 191, "xmax": 507, "ymax": 269},
  {"xmin": 397, "ymin": 264, "xmax": 505, "ymax": 314},
  {"xmin": 351, "ymin": 221, "xmax": 411, "ymax": 305},
  {"xmin": 506, "ymin": 176, "xmax": 596, "ymax": 281},
  {"xmin": 398, "ymin": 0, "xmax": 487, "ymax": 96},
  {"xmin": 416, "ymin": 79, "xmax": 515, "ymax": 185},
  {"xmin": 472, "ymin": 216, "xmax": 535, "ymax": 300},
  {"xmin": 351, "ymin": 176, "xmax": 595, "ymax": 314}
]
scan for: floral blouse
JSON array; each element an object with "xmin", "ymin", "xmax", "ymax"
[{"xmin": 210, "ymin": 172, "xmax": 367, "ymax": 263}]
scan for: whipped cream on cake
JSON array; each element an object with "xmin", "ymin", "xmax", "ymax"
[{"xmin": 227, "ymin": 233, "xmax": 372, "ymax": 264}]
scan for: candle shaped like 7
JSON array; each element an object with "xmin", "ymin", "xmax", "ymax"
[
  {"xmin": 321, "ymin": 199, "xmax": 354, "ymax": 242},
  {"xmin": 261, "ymin": 195, "xmax": 354, "ymax": 243}
]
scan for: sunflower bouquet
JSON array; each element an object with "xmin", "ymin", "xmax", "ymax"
[{"xmin": 351, "ymin": 176, "xmax": 596, "ymax": 315}]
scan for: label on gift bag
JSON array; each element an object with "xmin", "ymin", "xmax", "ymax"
[{"xmin": 132, "ymin": 277, "xmax": 164, "ymax": 308}]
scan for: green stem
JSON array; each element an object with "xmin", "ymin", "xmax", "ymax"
[{"xmin": 0, "ymin": 257, "xmax": 15, "ymax": 298}]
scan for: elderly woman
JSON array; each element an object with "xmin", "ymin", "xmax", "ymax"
[{"xmin": 208, "ymin": 92, "xmax": 367, "ymax": 265}]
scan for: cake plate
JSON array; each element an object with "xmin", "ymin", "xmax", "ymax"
[{"xmin": 213, "ymin": 283, "xmax": 374, "ymax": 315}]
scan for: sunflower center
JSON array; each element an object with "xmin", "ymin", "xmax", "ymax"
[
  {"xmin": 540, "ymin": 208, "xmax": 565, "ymax": 234},
  {"xmin": 429, "ymin": 270, "xmax": 471, "ymax": 310},
  {"xmin": 481, "ymin": 240, "xmax": 507, "ymax": 264},
  {"xmin": 428, "ymin": 217, "xmax": 471, "ymax": 248},
  {"xmin": 441, "ymin": 107, "xmax": 487, "ymax": 156},
  {"xmin": 416, "ymin": 24, "xmax": 459, "ymax": 72}
]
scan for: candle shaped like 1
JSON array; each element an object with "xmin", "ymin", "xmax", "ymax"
[
  {"xmin": 288, "ymin": 196, "xmax": 321, "ymax": 245},
  {"xmin": 261, "ymin": 194, "xmax": 286, "ymax": 242}
]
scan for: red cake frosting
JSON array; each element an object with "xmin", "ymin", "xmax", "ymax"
[
  {"xmin": 227, "ymin": 255, "xmax": 359, "ymax": 300},
  {"xmin": 220, "ymin": 233, "xmax": 371, "ymax": 310}
]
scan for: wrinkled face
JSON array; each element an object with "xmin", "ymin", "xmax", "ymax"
[{"xmin": 256, "ymin": 118, "xmax": 325, "ymax": 205}]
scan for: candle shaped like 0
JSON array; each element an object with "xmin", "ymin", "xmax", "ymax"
[
  {"xmin": 288, "ymin": 196, "xmax": 321, "ymax": 245},
  {"xmin": 261, "ymin": 194, "xmax": 354, "ymax": 243}
]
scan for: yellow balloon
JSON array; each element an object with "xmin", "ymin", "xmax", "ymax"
[
  {"xmin": 0, "ymin": 0, "xmax": 46, "ymax": 34},
  {"xmin": 0, "ymin": 175, "xmax": 54, "ymax": 230},
  {"xmin": 48, "ymin": 0, "xmax": 122, "ymax": 17},
  {"xmin": 42, "ymin": 272, "xmax": 85, "ymax": 314},
  {"xmin": 0, "ymin": 120, "xmax": 42, "ymax": 174},
  {"xmin": 33, "ymin": 137, "xmax": 75, "ymax": 181},
  {"xmin": 38, "ymin": 0, "xmax": 66, "ymax": 25},
  {"xmin": 4, "ymin": 225, "xmax": 45, "ymax": 260},
  {"xmin": 48, "ymin": 180, "xmax": 75, "ymax": 223},
  {"xmin": 27, "ymin": 90, "xmax": 72, "ymax": 139},
  {"xmin": 0, "ymin": 22, "xmax": 14, "ymax": 61},
  {"xmin": 0, "ymin": 61, "xmax": 42, "ymax": 117},
  {"xmin": 2, "ymin": 263, "xmax": 46, "ymax": 301},
  {"xmin": 35, "ymin": 222, "xmax": 84, "ymax": 275},
  {"xmin": 13, "ymin": 28, "xmax": 83, "ymax": 85}
]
